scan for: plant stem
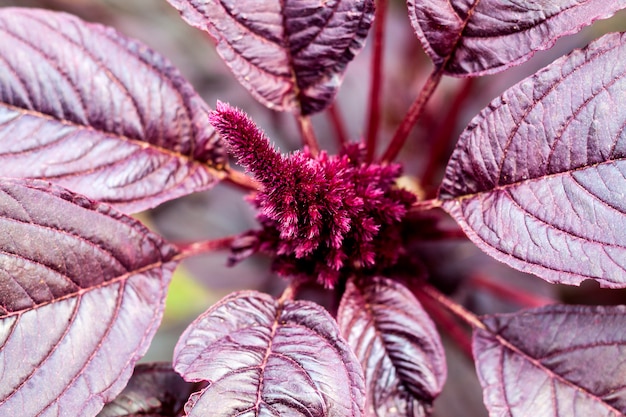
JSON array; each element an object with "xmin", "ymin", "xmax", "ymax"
[
  {"xmin": 173, "ymin": 236, "xmax": 236, "ymax": 260},
  {"xmin": 327, "ymin": 102, "xmax": 349, "ymax": 149},
  {"xmin": 411, "ymin": 198, "xmax": 442, "ymax": 211},
  {"xmin": 416, "ymin": 288, "xmax": 473, "ymax": 359},
  {"xmin": 419, "ymin": 284, "xmax": 486, "ymax": 330},
  {"xmin": 469, "ymin": 274, "xmax": 555, "ymax": 308},
  {"xmin": 278, "ymin": 280, "xmax": 302, "ymax": 303},
  {"xmin": 365, "ymin": 0, "xmax": 387, "ymax": 162},
  {"xmin": 420, "ymin": 77, "xmax": 474, "ymax": 195},
  {"xmin": 381, "ymin": 67, "xmax": 444, "ymax": 163},
  {"xmin": 297, "ymin": 115, "xmax": 320, "ymax": 156},
  {"xmin": 224, "ymin": 168, "xmax": 261, "ymax": 192}
]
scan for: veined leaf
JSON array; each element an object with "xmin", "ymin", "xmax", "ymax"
[
  {"xmin": 474, "ymin": 305, "xmax": 626, "ymax": 417},
  {"xmin": 338, "ymin": 277, "xmax": 447, "ymax": 417},
  {"xmin": 166, "ymin": 0, "xmax": 374, "ymax": 115},
  {"xmin": 440, "ymin": 32, "xmax": 626, "ymax": 288},
  {"xmin": 408, "ymin": 0, "xmax": 626, "ymax": 75},
  {"xmin": 173, "ymin": 291, "xmax": 365, "ymax": 417},
  {"xmin": 0, "ymin": 8, "xmax": 226, "ymax": 214},
  {"xmin": 0, "ymin": 179, "xmax": 178, "ymax": 416}
]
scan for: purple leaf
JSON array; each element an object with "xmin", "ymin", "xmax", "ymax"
[
  {"xmin": 473, "ymin": 305, "xmax": 626, "ymax": 417},
  {"xmin": 439, "ymin": 32, "xmax": 626, "ymax": 288},
  {"xmin": 0, "ymin": 8, "xmax": 227, "ymax": 214},
  {"xmin": 337, "ymin": 277, "xmax": 446, "ymax": 417},
  {"xmin": 98, "ymin": 363, "xmax": 199, "ymax": 417},
  {"xmin": 173, "ymin": 291, "xmax": 366, "ymax": 417},
  {"xmin": 0, "ymin": 179, "xmax": 179, "ymax": 416},
  {"xmin": 166, "ymin": 0, "xmax": 374, "ymax": 115},
  {"xmin": 407, "ymin": 0, "xmax": 626, "ymax": 75}
]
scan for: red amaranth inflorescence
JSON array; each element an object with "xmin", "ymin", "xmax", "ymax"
[{"xmin": 209, "ymin": 102, "xmax": 416, "ymax": 288}]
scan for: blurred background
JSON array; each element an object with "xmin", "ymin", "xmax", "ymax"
[{"xmin": 1, "ymin": 1, "xmax": 625, "ymax": 416}]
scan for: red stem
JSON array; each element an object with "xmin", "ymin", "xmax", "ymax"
[
  {"xmin": 327, "ymin": 102, "xmax": 349, "ymax": 149},
  {"xmin": 297, "ymin": 115, "xmax": 320, "ymax": 156},
  {"xmin": 420, "ymin": 77, "xmax": 474, "ymax": 194},
  {"xmin": 469, "ymin": 275, "xmax": 555, "ymax": 308},
  {"xmin": 411, "ymin": 198, "xmax": 442, "ymax": 211},
  {"xmin": 224, "ymin": 168, "xmax": 261, "ymax": 192},
  {"xmin": 173, "ymin": 236, "xmax": 236, "ymax": 261},
  {"xmin": 365, "ymin": 0, "xmax": 387, "ymax": 162},
  {"xmin": 419, "ymin": 284, "xmax": 486, "ymax": 330},
  {"xmin": 416, "ymin": 288, "xmax": 474, "ymax": 359},
  {"xmin": 381, "ymin": 67, "xmax": 444, "ymax": 163}
]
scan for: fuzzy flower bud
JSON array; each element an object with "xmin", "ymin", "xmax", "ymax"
[{"xmin": 209, "ymin": 102, "xmax": 416, "ymax": 288}]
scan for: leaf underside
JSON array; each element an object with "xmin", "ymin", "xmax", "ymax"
[
  {"xmin": 0, "ymin": 8, "xmax": 227, "ymax": 214},
  {"xmin": 166, "ymin": 0, "xmax": 374, "ymax": 115},
  {"xmin": 337, "ymin": 277, "xmax": 447, "ymax": 417},
  {"xmin": 173, "ymin": 291, "xmax": 366, "ymax": 417},
  {"xmin": 0, "ymin": 178, "xmax": 179, "ymax": 417},
  {"xmin": 97, "ymin": 362, "xmax": 199, "ymax": 417},
  {"xmin": 439, "ymin": 32, "xmax": 626, "ymax": 288},
  {"xmin": 473, "ymin": 305, "xmax": 626, "ymax": 417},
  {"xmin": 408, "ymin": 0, "xmax": 626, "ymax": 75}
]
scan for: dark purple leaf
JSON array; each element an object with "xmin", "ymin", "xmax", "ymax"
[
  {"xmin": 0, "ymin": 178, "xmax": 179, "ymax": 416},
  {"xmin": 337, "ymin": 277, "xmax": 446, "ymax": 417},
  {"xmin": 0, "ymin": 8, "xmax": 227, "ymax": 214},
  {"xmin": 408, "ymin": 0, "xmax": 626, "ymax": 75},
  {"xmin": 473, "ymin": 305, "xmax": 626, "ymax": 417},
  {"xmin": 173, "ymin": 291, "xmax": 365, "ymax": 417},
  {"xmin": 439, "ymin": 32, "xmax": 626, "ymax": 288},
  {"xmin": 98, "ymin": 363, "xmax": 199, "ymax": 417},
  {"xmin": 166, "ymin": 0, "xmax": 374, "ymax": 115}
]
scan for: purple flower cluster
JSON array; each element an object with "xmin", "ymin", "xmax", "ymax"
[{"xmin": 209, "ymin": 102, "xmax": 415, "ymax": 287}]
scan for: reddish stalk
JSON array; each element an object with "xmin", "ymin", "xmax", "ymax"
[
  {"xmin": 419, "ymin": 284, "xmax": 486, "ymax": 330},
  {"xmin": 416, "ymin": 288, "xmax": 473, "ymax": 359},
  {"xmin": 173, "ymin": 236, "xmax": 237, "ymax": 260},
  {"xmin": 297, "ymin": 115, "xmax": 320, "ymax": 156},
  {"xmin": 420, "ymin": 77, "xmax": 474, "ymax": 194},
  {"xmin": 411, "ymin": 198, "xmax": 442, "ymax": 211},
  {"xmin": 469, "ymin": 275, "xmax": 555, "ymax": 308},
  {"xmin": 224, "ymin": 168, "xmax": 261, "ymax": 192},
  {"xmin": 327, "ymin": 102, "xmax": 349, "ymax": 148},
  {"xmin": 381, "ymin": 67, "xmax": 444, "ymax": 163},
  {"xmin": 365, "ymin": 0, "xmax": 387, "ymax": 162}
]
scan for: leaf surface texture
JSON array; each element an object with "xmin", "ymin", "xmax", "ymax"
[
  {"xmin": 338, "ymin": 277, "xmax": 447, "ymax": 417},
  {"xmin": 167, "ymin": 0, "xmax": 374, "ymax": 115},
  {"xmin": 0, "ymin": 8, "xmax": 226, "ymax": 213},
  {"xmin": 440, "ymin": 32, "xmax": 626, "ymax": 288},
  {"xmin": 174, "ymin": 291, "xmax": 366, "ymax": 417},
  {"xmin": 474, "ymin": 305, "xmax": 626, "ymax": 417},
  {"xmin": 0, "ymin": 179, "xmax": 178, "ymax": 416},
  {"xmin": 408, "ymin": 0, "xmax": 626, "ymax": 75}
]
